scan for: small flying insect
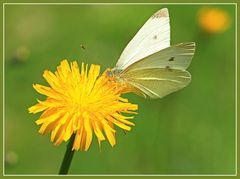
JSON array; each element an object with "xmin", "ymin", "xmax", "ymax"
[{"xmin": 80, "ymin": 44, "xmax": 86, "ymax": 50}]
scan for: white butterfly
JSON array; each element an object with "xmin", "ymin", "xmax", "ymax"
[{"xmin": 108, "ymin": 8, "xmax": 195, "ymax": 99}]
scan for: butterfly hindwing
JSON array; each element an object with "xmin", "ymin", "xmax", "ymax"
[{"xmin": 123, "ymin": 68, "xmax": 191, "ymax": 99}]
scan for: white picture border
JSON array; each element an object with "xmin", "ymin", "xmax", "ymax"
[{"xmin": 2, "ymin": 2, "xmax": 238, "ymax": 176}]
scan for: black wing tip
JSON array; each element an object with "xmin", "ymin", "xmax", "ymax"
[{"xmin": 152, "ymin": 8, "xmax": 169, "ymax": 18}]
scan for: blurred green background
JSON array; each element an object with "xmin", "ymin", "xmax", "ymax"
[{"xmin": 5, "ymin": 4, "xmax": 235, "ymax": 174}]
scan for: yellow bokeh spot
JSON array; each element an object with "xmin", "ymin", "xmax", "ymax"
[{"xmin": 198, "ymin": 7, "xmax": 231, "ymax": 33}]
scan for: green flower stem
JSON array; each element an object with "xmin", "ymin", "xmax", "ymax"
[{"xmin": 59, "ymin": 134, "xmax": 76, "ymax": 175}]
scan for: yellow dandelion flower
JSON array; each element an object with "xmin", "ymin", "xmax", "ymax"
[
  {"xmin": 197, "ymin": 7, "xmax": 230, "ymax": 33},
  {"xmin": 28, "ymin": 59, "xmax": 138, "ymax": 151}
]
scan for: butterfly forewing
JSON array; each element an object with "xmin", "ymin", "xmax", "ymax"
[
  {"xmin": 124, "ymin": 42, "xmax": 195, "ymax": 73},
  {"xmin": 116, "ymin": 8, "xmax": 170, "ymax": 70}
]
